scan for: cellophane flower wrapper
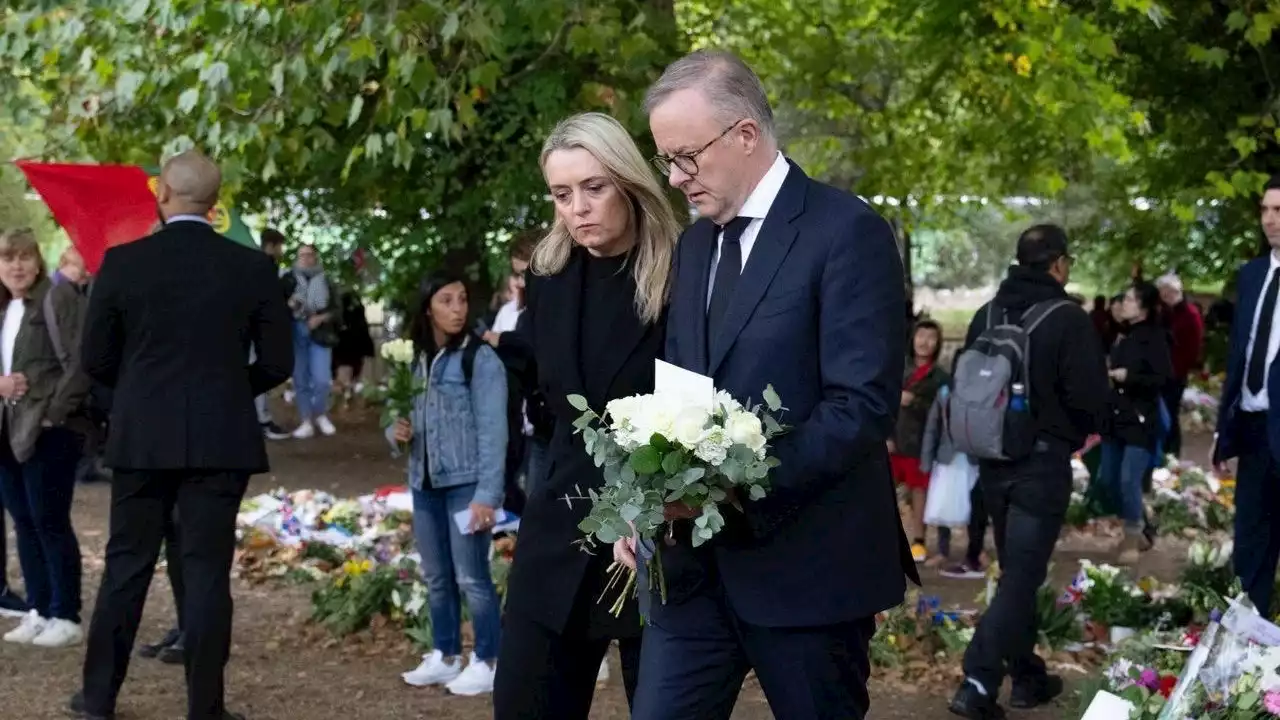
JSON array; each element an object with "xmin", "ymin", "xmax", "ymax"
[{"xmin": 1157, "ymin": 600, "xmax": 1274, "ymax": 719}]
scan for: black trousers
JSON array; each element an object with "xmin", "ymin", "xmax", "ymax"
[
  {"xmin": 1162, "ymin": 379, "xmax": 1187, "ymax": 458},
  {"xmin": 965, "ymin": 479, "xmax": 990, "ymax": 566},
  {"xmin": 164, "ymin": 508, "xmax": 185, "ymax": 631},
  {"xmin": 1233, "ymin": 413, "xmax": 1280, "ymax": 616},
  {"xmin": 963, "ymin": 448, "xmax": 1071, "ymax": 693},
  {"xmin": 82, "ymin": 470, "xmax": 248, "ymax": 719},
  {"xmin": 493, "ymin": 585, "xmax": 641, "ymax": 720}
]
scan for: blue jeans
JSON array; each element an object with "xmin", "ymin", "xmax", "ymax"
[
  {"xmin": 292, "ymin": 320, "xmax": 332, "ymax": 420},
  {"xmin": 0, "ymin": 427, "xmax": 82, "ymax": 621},
  {"xmin": 521, "ymin": 437, "xmax": 549, "ymax": 497},
  {"xmin": 1099, "ymin": 440, "xmax": 1151, "ymax": 529},
  {"xmin": 413, "ymin": 484, "xmax": 501, "ymax": 661}
]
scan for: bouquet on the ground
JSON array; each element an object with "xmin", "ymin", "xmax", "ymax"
[
  {"xmin": 366, "ymin": 338, "xmax": 424, "ymax": 452},
  {"xmin": 566, "ymin": 385, "xmax": 787, "ymax": 614}
]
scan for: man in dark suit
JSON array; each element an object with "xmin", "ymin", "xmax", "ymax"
[
  {"xmin": 71, "ymin": 150, "xmax": 292, "ymax": 720},
  {"xmin": 627, "ymin": 50, "xmax": 918, "ymax": 720},
  {"xmin": 1215, "ymin": 174, "xmax": 1280, "ymax": 617}
]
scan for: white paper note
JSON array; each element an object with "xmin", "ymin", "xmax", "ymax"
[
  {"xmin": 654, "ymin": 359, "xmax": 715, "ymax": 411},
  {"xmin": 1079, "ymin": 691, "xmax": 1135, "ymax": 720},
  {"xmin": 452, "ymin": 507, "xmax": 516, "ymax": 535}
]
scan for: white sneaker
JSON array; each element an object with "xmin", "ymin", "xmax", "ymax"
[
  {"xmin": 31, "ymin": 618, "xmax": 84, "ymax": 648},
  {"xmin": 597, "ymin": 658, "xmax": 610, "ymax": 683},
  {"xmin": 445, "ymin": 653, "xmax": 496, "ymax": 696},
  {"xmin": 316, "ymin": 415, "xmax": 337, "ymax": 436},
  {"xmin": 402, "ymin": 649, "xmax": 462, "ymax": 687},
  {"xmin": 292, "ymin": 421, "xmax": 315, "ymax": 439},
  {"xmin": 4, "ymin": 611, "xmax": 47, "ymax": 644}
]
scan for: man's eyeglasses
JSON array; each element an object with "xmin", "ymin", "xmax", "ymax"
[{"xmin": 651, "ymin": 120, "xmax": 744, "ymax": 177}]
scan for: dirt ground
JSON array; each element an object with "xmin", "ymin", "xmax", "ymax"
[{"xmin": 0, "ymin": 399, "xmax": 1212, "ymax": 719}]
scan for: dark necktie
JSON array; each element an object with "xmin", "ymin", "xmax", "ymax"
[
  {"xmin": 1248, "ymin": 269, "xmax": 1280, "ymax": 396},
  {"xmin": 707, "ymin": 217, "xmax": 753, "ymax": 347}
]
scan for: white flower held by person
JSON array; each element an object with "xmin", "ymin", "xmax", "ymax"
[
  {"xmin": 726, "ymin": 410, "xmax": 766, "ymax": 454},
  {"xmin": 380, "ymin": 338, "xmax": 416, "ymax": 365},
  {"xmin": 672, "ymin": 406, "xmax": 711, "ymax": 448}
]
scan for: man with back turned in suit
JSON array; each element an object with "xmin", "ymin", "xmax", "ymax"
[
  {"xmin": 1214, "ymin": 175, "xmax": 1280, "ymax": 618},
  {"xmin": 70, "ymin": 150, "xmax": 293, "ymax": 720}
]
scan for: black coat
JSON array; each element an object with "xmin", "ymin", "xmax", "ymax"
[
  {"xmin": 1108, "ymin": 319, "xmax": 1174, "ymax": 449},
  {"xmin": 501, "ymin": 248, "xmax": 664, "ymax": 639},
  {"xmin": 81, "ymin": 221, "xmax": 293, "ymax": 472}
]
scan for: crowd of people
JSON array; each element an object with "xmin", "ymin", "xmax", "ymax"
[{"xmin": 0, "ymin": 45, "xmax": 1277, "ymax": 720}]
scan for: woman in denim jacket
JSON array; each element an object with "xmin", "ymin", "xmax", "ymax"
[{"xmin": 392, "ymin": 275, "xmax": 508, "ymax": 696}]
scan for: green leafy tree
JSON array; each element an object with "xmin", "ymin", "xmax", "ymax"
[{"xmin": 1, "ymin": 0, "xmax": 679, "ymax": 302}]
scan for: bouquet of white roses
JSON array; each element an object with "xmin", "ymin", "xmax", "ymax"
[
  {"xmin": 366, "ymin": 338, "xmax": 425, "ymax": 451},
  {"xmin": 567, "ymin": 385, "xmax": 787, "ymax": 613}
]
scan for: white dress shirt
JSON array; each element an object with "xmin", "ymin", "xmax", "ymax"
[
  {"xmin": 1, "ymin": 299, "xmax": 23, "ymax": 376},
  {"xmin": 492, "ymin": 299, "xmax": 522, "ymax": 334},
  {"xmin": 707, "ymin": 152, "xmax": 790, "ymax": 304},
  {"xmin": 1241, "ymin": 251, "xmax": 1280, "ymax": 411}
]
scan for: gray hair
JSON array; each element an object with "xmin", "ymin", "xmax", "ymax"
[{"xmin": 643, "ymin": 50, "xmax": 775, "ymax": 139}]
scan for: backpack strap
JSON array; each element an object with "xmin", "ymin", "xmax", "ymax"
[
  {"xmin": 461, "ymin": 335, "xmax": 482, "ymax": 385},
  {"xmin": 42, "ymin": 289, "xmax": 70, "ymax": 373},
  {"xmin": 1020, "ymin": 300, "xmax": 1073, "ymax": 335}
]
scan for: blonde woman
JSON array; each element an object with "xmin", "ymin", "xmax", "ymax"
[{"xmin": 492, "ymin": 112, "xmax": 681, "ymax": 719}]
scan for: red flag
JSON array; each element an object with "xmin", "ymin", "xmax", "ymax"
[{"xmin": 15, "ymin": 161, "xmax": 158, "ymax": 274}]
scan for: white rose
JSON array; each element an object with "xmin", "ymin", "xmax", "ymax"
[
  {"xmin": 634, "ymin": 398, "xmax": 677, "ymax": 443},
  {"xmin": 672, "ymin": 406, "xmax": 710, "ymax": 449},
  {"xmin": 726, "ymin": 410, "xmax": 766, "ymax": 453}
]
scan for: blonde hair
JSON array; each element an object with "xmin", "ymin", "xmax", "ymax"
[
  {"xmin": 0, "ymin": 228, "xmax": 47, "ymax": 276},
  {"xmin": 532, "ymin": 112, "xmax": 681, "ymax": 325}
]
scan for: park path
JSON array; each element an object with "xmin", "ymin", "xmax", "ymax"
[{"xmin": 1, "ymin": 399, "xmax": 1204, "ymax": 718}]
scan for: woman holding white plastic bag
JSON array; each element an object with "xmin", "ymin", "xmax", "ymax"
[{"xmin": 920, "ymin": 377, "xmax": 986, "ymax": 578}]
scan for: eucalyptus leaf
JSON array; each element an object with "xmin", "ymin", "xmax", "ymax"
[
  {"xmin": 661, "ymin": 451, "xmax": 684, "ymax": 475},
  {"xmin": 748, "ymin": 484, "xmax": 767, "ymax": 501},
  {"xmin": 763, "ymin": 384, "xmax": 782, "ymax": 412},
  {"xmin": 630, "ymin": 445, "xmax": 662, "ymax": 475},
  {"xmin": 567, "ymin": 394, "xmax": 591, "ymax": 412}
]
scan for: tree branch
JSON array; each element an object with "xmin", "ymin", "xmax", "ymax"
[{"xmin": 507, "ymin": 20, "xmax": 573, "ymax": 86}]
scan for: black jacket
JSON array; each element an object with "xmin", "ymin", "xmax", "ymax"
[
  {"xmin": 1108, "ymin": 319, "xmax": 1173, "ymax": 449},
  {"xmin": 82, "ymin": 221, "xmax": 293, "ymax": 472},
  {"xmin": 965, "ymin": 266, "xmax": 1109, "ymax": 450},
  {"xmin": 500, "ymin": 249, "xmax": 663, "ymax": 640}
]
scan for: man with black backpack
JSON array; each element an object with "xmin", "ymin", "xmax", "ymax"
[{"xmin": 948, "ymin": 225, "xmax": 1109, "ymax": 720}]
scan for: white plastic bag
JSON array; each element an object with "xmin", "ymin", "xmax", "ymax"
[{"xmin": 923, "ymin": 453, "xmax": 977, "ymax": 526}]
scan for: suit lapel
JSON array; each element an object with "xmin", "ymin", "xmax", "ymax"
[
  {"xmin": 682, "ymin": 221, "xmax": 717, "ymax": 375},
  {"xmin": 708, "ymin": 165, "xmax": 807, "ymax": 375}
]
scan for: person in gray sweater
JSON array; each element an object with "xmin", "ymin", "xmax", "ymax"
[{"xmin": 919, "ymin": 382, "xmax": 989, "ymax": 580}]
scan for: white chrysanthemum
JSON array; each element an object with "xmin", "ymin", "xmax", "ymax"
[{"xmin": 715, "ymin": 390, "xmax": 743, "ymax": 415}]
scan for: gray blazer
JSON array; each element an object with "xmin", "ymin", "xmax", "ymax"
[{"xmin": 918, "ymin": 389, "xmax": 957, "ymax": 473}]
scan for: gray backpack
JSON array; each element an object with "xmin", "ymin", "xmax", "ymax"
[{"xmin": 947, "ymin": 300, "xmax": 1072, "ymax": 461}]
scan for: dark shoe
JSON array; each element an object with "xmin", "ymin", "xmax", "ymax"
[
  {"xmin": 66, "ymin": 692, "xmax": 115, "ymax": 720},
  {"xmin": 138, "ymin": 627, "xmax": 181, "ymax": 659},
  {"xmin": 158, "ymin": 632, "xmax": 185, "ymax": 664},
  {"xmin": 262, "ymin": 421, "xmax": 290, "ymax": 440},
  {"xmin": 949, "ymin": 681, "xmax": 1006, "ymax": 720},
  {"xmin": 223, "ymin": 712, "xmax": 247, "ymax": 720},
  {"xmin": 0, "ymin": 587, "xmax": 28, "ymax": 618},
  {"xmin": 940, "ymin": 561, "xmax": 986, "ymax": 580},
  {"xmin": 1009, "ymin": 673, "xmax": 1064, "ymax": 709}
]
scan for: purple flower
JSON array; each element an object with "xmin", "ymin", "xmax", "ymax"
[
  {"xmin": 1266, "ymin": 690, "xmax": 1280, "ymax": 715},
  {"xmin": 1139, "ymin": 668, "xmax": 1159, "ymax": 690}
]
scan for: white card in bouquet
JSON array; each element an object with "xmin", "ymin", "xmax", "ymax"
[
  {"xmin": 654, "ymin": 360, "xmax": 714, "ymax": 411},
  {"xmin": 1079, "ymin": 691, "xmax": 1135, "ymax": 720}
]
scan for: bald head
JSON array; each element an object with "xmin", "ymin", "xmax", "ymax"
[{"xmin": 157, "ymin": 150, "xmax": 221, "ymax": 219}]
